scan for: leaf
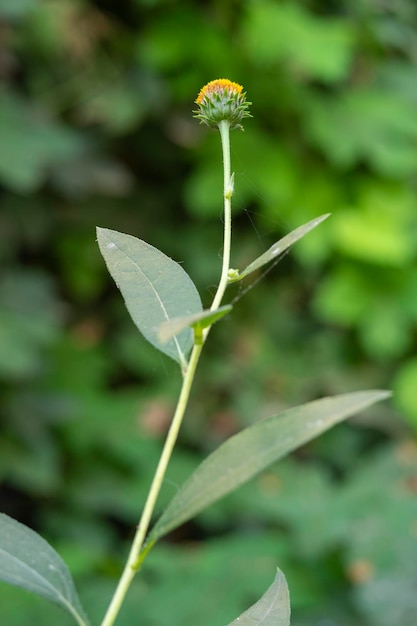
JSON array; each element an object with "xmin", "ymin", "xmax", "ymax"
[
  {"xmin": 233, "ymin": 214, "xmax": 330, "ymax": 281},
  {"xmin": 149, "ymin": 390, "xmax": 390, "ymax": 542},
  {"xmin": 0, "ymin": 514, "xmax": 89, "ymax": 626},
  {"xmin": 227, "ymin": 569, "xmax": 290, "ymax": 626},
  {"xmin": 158, "ymin": 305, "xmax": 232, "ymax": 343},
  {"xmin": 97, "ymin": 228, "xmax": 202, "ymax": 366}
]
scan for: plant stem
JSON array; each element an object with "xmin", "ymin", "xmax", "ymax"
[
  {"xmin": 100, "ymin": 119, "xmax": 233, "ymax": 626},
  {"xmin": 100, "ymin": 342, "xmax": 204, "ymax": 626},
  {"xmin": 211, "ymin": 120, "xmax": 232, "ymax": 312}
]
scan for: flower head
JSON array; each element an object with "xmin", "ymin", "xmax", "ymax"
[{"xmin": 194, "ymin": 79, "xmax": 252, "ymax": 130}]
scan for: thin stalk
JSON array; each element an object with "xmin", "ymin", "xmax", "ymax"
[
  {"xmin": 100, "ymin": 119, "xmax": 233, "ymax": 626},
  {"xmin": 100, "ymin": 342, "xmax": 203, "ymax": 626},
  {"xmin": 210, "ymin": 120, "xmax": 232, "ymax": 312}
]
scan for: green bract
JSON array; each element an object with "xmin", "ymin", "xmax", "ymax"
[{"xmin": 194, "ymin": 78, "xmax": 252, "ymax": 130}]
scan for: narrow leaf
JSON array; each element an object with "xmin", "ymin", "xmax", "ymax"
[
  {"xmin": 227, "ymin": 569, "xmax": 290, "ymax": 626},
  {"xmin": 158, "ymin": 305, "xmax": 232, "ymax": 343},
  {"xmin": 97, "ymin": 228, "xmax": 202, "ymax": 365},
  {"xmin": 234, "ymin": 214, "xmax": 330, "ymax": 281},
  {"xmin": 0, "ymin": 514, "xmax": 89, "ymax": 626},
  {"xmin": 149, "ymin": 390, "xmax": 390, "ymax": 542}
]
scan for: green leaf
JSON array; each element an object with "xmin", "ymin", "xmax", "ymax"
[
  {"xmin": 149, "ymin": 390, "xmax": 390, "ymax": 542},
  {"xmin": 227, "ymin": 569, "xmax": 290, "ymax": 626},
  {"xmin": 96, "ymin": 228, "xmax": 202, "ymax": 366},
  {"xmin": 158, "ymin": 305, "xmax": 232, "ymax": 344},
  {"xmin": 233, "ymin": 214, "xmax": 330, "ymax": 281},
  {"xmin": 0, "ymin": 514, "xmax": 89, "ymax": 626}
]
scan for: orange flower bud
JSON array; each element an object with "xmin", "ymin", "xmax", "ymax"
[{"xmin": 194, "ymin": 79, "xmax": 252, "ymax": 130}]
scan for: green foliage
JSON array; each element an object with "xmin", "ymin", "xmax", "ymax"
[
  {"xmin": 234, "ymin": 214, "xmax": 330, "ymax": 281},
  {"xmin": 394, "ymin": 359, "xmax": 417, "ymax": 429},
  {"xmin": 97, "ymin": 228, "xmax": 202, "ymax": 366},
  {"xmin": 0, "ymin": 514, "xmax": 88, "ymax": 626},
  {"xmin": 0, "ymin": 0, "xmax": 415, "ymax": 624},
  {"xmin": 228, "ymin": 570, "xmax": 290, "ymax": 626},
  {"xmin": 0, "ymin": 89, "xmax": 84, "ymax": 192},
  {"xmin": 0, "ymin": 270, "xmax": 62, "ymax": 379},
  {"xmin": 158, "ymin": 305, "xmax": 232, "ymax": 344},
  {"xmin": 242, "ymin": 2, "xmax": 355, "ymax": 82},
  {"xmin": 150, "ymin": 391, "xmax": 389, "ymax": 543}
]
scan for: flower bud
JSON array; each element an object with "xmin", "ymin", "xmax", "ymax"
[{"xmin": 194, "ymin": 79, "xmax": 252, "ymax": 130}]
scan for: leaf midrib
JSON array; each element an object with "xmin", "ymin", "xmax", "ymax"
[{"xmin": 110, "ymin": 236, "xmax": 185, "ymax": 363}]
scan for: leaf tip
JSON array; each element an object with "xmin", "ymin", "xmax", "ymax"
[
  {"xmin": 96, "ymin": 226, "xmax": 108, "ymax": 244},
  {"xmin": 316, "ymin": 213, "xmax": 331, "ymax": 224},
  {"xmin": 371, "ymin": 389, "xmax": 392, "ymax": 400}
]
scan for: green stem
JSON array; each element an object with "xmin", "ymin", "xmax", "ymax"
[
  {"xmin": 210, "ymin": 120, "xmax": 232, "ymax": 312},
  {"xmin": 100, "ymin": 342, "xmax": 204, "ymax": 626},
  {"xmin": 100, "ymin": 120, "xmax": 233, "ymax": 626}
]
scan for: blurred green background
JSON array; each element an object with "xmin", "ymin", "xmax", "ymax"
[{"xmin": 1, "ymin": 1, "xmax": 417, "ymax": 624}]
